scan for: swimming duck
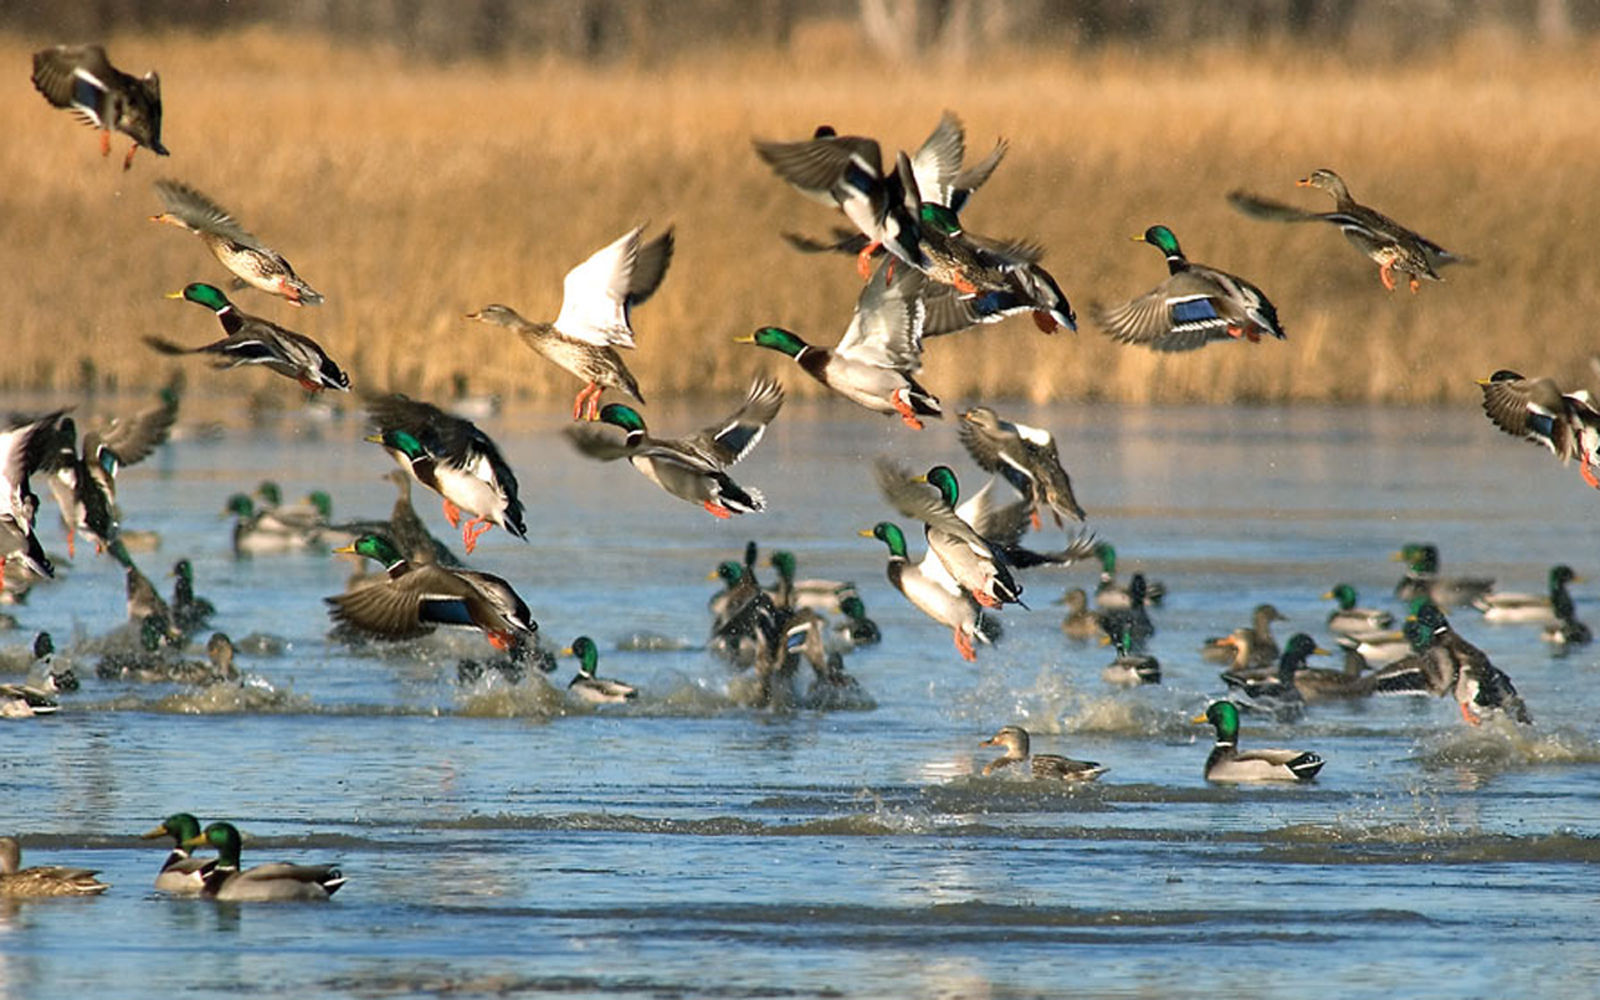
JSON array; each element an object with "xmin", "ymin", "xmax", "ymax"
[
  {"xmin": 31, "ymin": 44, "xmax": 166, "ymax": 169},
  {"xmin": 1477, "ymin": 370, "xmax": 1600, "ymax": 489},
  {"xmin": 862, "ymin": 521, "xmax": 999, "ymax": 662},
  {"xmin": 563, "ymin": 377, "xmax": 783, "ymax": 519},
  {"xmin": 139, "ymin": 812, "xmax": 212, "ymax": 893},
  {"xmin": 707, "ymin": 558, "xmax": 778, "ymax": 667},
  {"xmin": 830, "ymin": 594, "xmax": 881, "ymax": 650},
  {"xmin": 98, "ymin": 628, "xmax": 237, "ymax": 685},
  {"xmin": 740, "ymin": 261, "xmax": 940, "ymax": 430},
  {"xmin": 1228, "ymin": 169, "xmax": 1467, "ymax": 292},
  {"xmin": 223, "ymin": 493, "xmax": 324, "ymax": 556},
  {"xmin": 170, "ymin": 559, "xmax": 216, "ymax": 637},
  {"xmin": 150, "ymin": 180, "xmax": 324, "ymax": 305},
  {"xmin": 181, "ymin": 821, "xmax": 345, "ymax": 901},
  {"xmin": 365, "ymin": 393, "xmax": 526, "ymax": 554},
  {"xmin": 1100, "ymin": 619, "xmax": 1160, "ymax": 686},
  {"xmin": 1542, "ymin": 586, "xmax": 1592, "ymax": 648},
  {"xmin": 327, "ymin": 534, "xmax": 537, "ymax": 651},
  {"xmin": 1323, "ymin": 583, "xmax": 1393, "ymax": 636},
  {"xmin": 875, "ymin": 461, "xmax": 1023, "ymax": 610},
  {"xmin": 980, "ymin": 725, "xmax": 1106, "ymax": 782},
  {"xmin": 1192, "ymin": 701, "xmax": 1324, "ymax": 784},
  {"xmin": 1287, "ymin": 642, "xmax": 1373, "ymax": 701},
  {"xmin": 564, "ymin": 636, "xmax": 637, "ymax": 704},
  {"xmin": 1473, "ymin": 565, "xmax": 1579, "ymax": 625},
  {"xmin": 1200, "ymin": 603, "xmax": 1286, "ymax": 671},
  {"xmin": 148, "ymin": 284, "xmax": 349, "ymax": 392},
  {"xmin": 957, "ymin": 406, "xmax": 1085, "ymax": 527},
  {"xmin": 0, "ymin": 836, "xmax": 110, "ymax": 896},
  {"xmin": 466, "ymin": 225, "xmax": 673, "ymax": 421},
  {"xmin": 1221, "ymin": 633, "xmax": 1326, "ymax": 719},
  {"xmin": 1091, "ymin": 543, "xmax": 1167, "ymax": 610},
  {"xmin": 1059, "ymin": 588, "xmax": 1102, "ymax": 640},
  {"xmin": 1093, "ymin": 225, "xmax": 1285, "ymax": 352},
  {"xmin": 1393, "ymin": 544, "xmax": 1494, "ymax": 607},
  {"xmin": 766, "ymin": 550, "xmax": 860, "ymax": 615}
]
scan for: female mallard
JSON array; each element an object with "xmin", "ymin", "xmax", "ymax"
[
  {"xmin": 861, "ymin": 521, "xmax": 999, "ymax": 662},
  {"xmin": 150, "ymin": 180, "xmax": 323, "ymax": 306},
  {"xmin": 147, "ymin": 283, "xmax": 349, "ymax": 392},
  {"xmin": 31, "ymin": 44, "xmax": 166, "ymax": 169},
  {"xmin": 1192, "ymin": 701, "xmax": 1324, "ymax": 783},
  {"xmin": 1229, "ymin": 169, "xmax": 1466, "ymax": 292},
  {"xmin": 1200, "ymin": 603, "xmax": 1285, "ymax": 672},
  {"xmin": 740, "ymin": 263, "xmax": 940, "ymax": 430},
  {"xmin": 563, "ymin": 377, "xmax": 783, "ymax": 519},
  {"xmin": 0, "ymin": 836, "xmax": 110, "ymax": 896},
  {"xmin": 365, "ymin": 394, "xmax": 526, "ymax": 554},
  {"xmin": 957, "ymin": 406, "xmax": 1085, "ymax": 527},
  {"xmin": 1473, "ymin": 565, "xmax": 1580, "ymax": 625},
  {"xmin": 139, "ymin": 812, "xmax": 212, "ymax": 894},
  {"xmin": 980, "ymin": 725, "xmax": 1106, "ymax": 782},
  {"xmin": 1093, "ymin": 225, "xmax": 1285, "ymax": 352},
  {"xmin": 327, "ymin": 534, "xmax": 537, "ymax": 652},
  {"xmin": 564, "ymin": 636, "xmax": 637, "ymax": 704},
  {"xmin": 1059, "ymin": 588, "xmax": 1101, "ymax": 640},
  {"xmin": 466, "ymin": 225, "xmax": 673, "ymax": 421},
  {"xmin": 1477, "ymin": 370, "xmax": 1600, "ymax": 489},
  {"xmin": 874, "ymin": 461, "xmax": 1023, "ymax": 609},
  {"xmin": 181, "ymin": 821, "xmax": 345, "ymax": 901},
  {"xmin": 1101, "ymin": 619, "xmax": 1160, "ymax": 686},
  {"xmin": 1323, "ymin": 583, "xmax": 1393, "ymax": 636}
]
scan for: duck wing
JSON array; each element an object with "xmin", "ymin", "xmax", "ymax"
[{"xmin": 835, "ymin": 261, "xmax": 928, "ymax": 370}]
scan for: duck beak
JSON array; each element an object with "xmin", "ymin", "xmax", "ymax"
[
  {"xmin": 1320, "ymin": 590, "xmax": 1335, "ymax": 600},
  {"xmin": 1313, "ymin": 646, "xmax": 1330, "ymax": 656},
  {"xmin": 978, "ymin": 736, "xmax": 999, "ymax": 747},
  {"xmin": 332, "ymin": 543, "xmax": 357, "ymax": 555},
  {"xmin": 164, "ymin": 290, "xmax": 185, "ymax": 300},
  {"xmin": 180, "ymin": 832, "xmax": 207, "ymax": 849},
  {"xmin": 732, "ymin": 334, "xmax": 756, "ymax": 344},
  {"xmin": 363, "ymin": 433, "xmax": 384, "ymax": 444},
  {"xmin": 138, "ymin": 824, "xmax": 169, "ymax": 840},
  {"xmin": 1390, "ymin": 551, "xmax": 1406, "ymax": 561},
  {"xmin": 560, "ymin": 646, "xmax": 574, "ymax": 656},
  {"xmin": 1295, "ymin": 177, "xmax": 1313, "ymax": 187},
  {"xmin": 1190, "ymin": 713, "xmax": 1210, "ymax": 724},
  {"xmin": 856, "ymin": 528, "xmax": 875, "ymax": 538},
  {"xmin": 1098, "ymin": 634, "xmax": 1111, "ymax": 646}
]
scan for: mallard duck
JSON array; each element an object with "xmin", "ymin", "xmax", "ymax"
[
  {"xmin": 1473, "ymin": 565, "xmax": 1579, "ymax": 625},
  {"xmin": 1100, "ymin": 618, "xmax": 1160, "ymax": 686},
  {"xmin": 1058, "ymin": 588, "xmax": 1101, "ymax": 640},
  {"xmin": 327, "ymin": 534, "xmax": 537, "ymax": 651},
  {"xmin": 99, "ymin": 628, "xmax": 237, "ymax": 686},
  {"xmin": 1477, "ymin": 370, "xmax": 1600, "ymax": 489},
  {"xmin": 222, "ymin": 493, "xmax": 323, "ymax": 556},
  {"xmin": 1228, "ymin": 169, "xmax": 1467, "ymax": 292},
  {"xmin": 1200, "ymin": 603, "xmax": 1285, "ymax": 671},
  {"xmin": 1323, "ymin": 583, "xmax": 1393, "ymax": 635},
  {"xmin": 1091, "ymin": 543, "xmax": 1167, "ymax": 610},
  {"xmin": 0, "ymin": 412, "xmax": 62, "ymax": 587},
  {"xmin": 957, "ymin": 406, "xmax": 1085, "ymax": 527},
  {"xmin": 466, "ymin": 225, "xmax": 673, "ymax": 421},
  {"xmin": 740, "ymin": 260, "xmax": 939, "ymax": 429},
  {"xmin": 1093, "ymin": 225, "xmax": 1285, "ymax": 351},
  {"xmin": 181, "ymin": 821, "xmax": 345, "ymax": 901},
  {"xmin": 862, "ymin": 521, "xmax": 999, "ymax": 662},
  {"xmin": 563, "ymin": 636, "xmax": 637, "ymax": 704},
  {"xmin": 1221, "ymin": 633, "xmax": 1326, "ymax": 719},
  {"xmin": 365, "ymin": 394, "xmax": 526, "ymax": 554},
  {"xmin": 150, "ymin": 180, "xmax": 324, "ymax": 306},
  {"xmin": 1192, "ymin": 701, "xmax": 1324, "ymax": 783},
  {"xmin": 147, "ymin": 284, "xmax": 349, "ymax": 392},
  {"xmin": 0, "ymin": 836, "xmax": 109, "ymax": 896},
  {"xmin": 1416, "ymin": 605, "xmax": 1532, "ymax": 725},
  {"xmin": 324, "ymin": 470, "xmax": 463, "ymax": 568},
  {"xmin": 563, "ymin": 377, "xmax": 783, "ymax": 519},
  {"xmin": 17, "ymin": 632, "xmax": 76, "ymax": 694},
  {"xmin": 707, "ymin": 557, "xmax": 777, "ymax": 667},
  {"xmin": 1393, "ymin": 544, "xmax": 1494, "ymax": 607},
  {"xmin": 123, "ymin": 554, "xmax": 180, "ymax": 641},
  {"xmin": 1097, "ymin": 572, "xmax": 1155, "ymax": 654},
  {"xmin": 753, "ymin": 124, "xmax": 926, "ymax": 278},
  {"xmin": 31, "ymin": 44, "xmax": 166, "ymax": 169},
  {"xmin": 170, "ymin": 558, "xmax": 216, "ymax": 637},
  {"xmin": 980, "ymin": 725, "xmax": 1106, "ymax": 782},
  {"xmin": 139, "ymin": 812, "xmax": 212, "ymax": 893},
  {"xmin": 766, "ymin": 550, "xmax": 860, "ymax": 614},
  {"xmin": 1288, "ymin": 642, "xmax": 1373, "ymax": 701},
  {"xmin": 0, "ymin": 677, "xmax": 58, "ymax": 718},
  {"xmin": 830, "ymin": 594, "xmax": 881, "ymax": 650},
  {"xmin": 874, "ymin": 460, "xmax": 1023, "ymax": 609}
]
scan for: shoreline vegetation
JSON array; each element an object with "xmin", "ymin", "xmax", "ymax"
[{"xmin": 4, "ymin": 23, "xmax": 1598, "ymax": 406}]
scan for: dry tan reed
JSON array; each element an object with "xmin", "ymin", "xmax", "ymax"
[{"xmin": 3, "ymin": 25, "xmax": 1597, "ymax": 406}]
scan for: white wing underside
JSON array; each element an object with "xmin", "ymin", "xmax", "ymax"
[{"xmin": 553, "ymin": 226, "xmax": 642, "ymax": 349}]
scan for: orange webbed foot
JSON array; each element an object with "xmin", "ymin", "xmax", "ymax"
[
  {"xmin": 973, "ymin": 591, "xmax": 1002, "ymax": 610},
  {"xmin": 461, "ymin": 517, "xmax": 493, "ymax": 554},
  {"xmin": 856, "ymin": 242, "xmax": 881, "ymax": 281},
  {"xmin": 486, "ymin": 631, "xmax": 512, "ymax": 652},
  {"xmin": 1029, "ymin": 509, "xmax": 1042, "ymax": 532},
  {"xmin": 1459, "ymin": 701, "xmax": 1481, "ymax": 726},
  {"xmin": 100, "ymin": 131, "xmax": 111, "ymax": 157},
  {"xmin": 954, "ymin": 629, "xmax": 976, "ymax": 662},
  {"xmin": 890, "ymin": 390, "xmax": 924, "ymax": 431},
  {"xmin": 122, "ymin": 143, "xmax": 137, "ymax": 171},
  {"xmin": 66, "ymin": 533, "xmax": 76, "ymax": 560},
  {"xmin": 1581, "ymin": 462, "xmax": 1600, "ymax": 490},
  {"xmin": 1379, "ymin": 262, "xmax": 1397, "ymax": 292},
  {"xmin": 702, "ymin": 500, "xmax": 733, "ymax": 520},
  {"xmin": 1408, "ymin": 277, "xmax": 1421, "ymax": 293},
  {"xmin": 442, "ymin": 498, "xmax": 463, "ymax": 530}
]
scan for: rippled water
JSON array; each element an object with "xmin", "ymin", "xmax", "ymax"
[{"xmin": 1, "ymin": 396, "xmax": 1597, "ymax": 999}]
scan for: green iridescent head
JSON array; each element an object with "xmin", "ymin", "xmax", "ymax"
[
  {"xmin": 918, "ymin": 202, "xmax": 963, "ymax": 236},
  {"xmin": 597, "ymin": 404, "xmax": 647, "ymax": 434},
  {"xmin": 770, "ymin": 550, "xmax": 796, "ymax": 585},
  {"xmin": 336, "ymin": 534, "xmax": 406, "ymax": 568},
  {"xmin": 173, "ymin": 558, "xmax": 194, "ymax": 585},
  {"xmin": 184, "ymin": 820, "xmax": 243, "ymax": 865},
  {"xmin": 840, "ymin": 594, "xmax": 867, "ymax": 620},
  {"xmin": 740, "ymin": 326, "xmax": 807, "ymax": 358},
  {"xmin": 715, "ymin": 561, "xmax": 746, "ymax": 586},
  {"xmin": 1197, "ymin": 699, "xmax": 1240, "ymax": 741},
  {"xmin": 1327, "ymin": 583, "xmax": 1359, "ymax": 610},
  {"xmin": 307, "ymin": 491, "xmax": 333, "ymax": 520},
  {"xmin": 864, "ymin": 521, "xmax": 908, "ymax": 559},
  {"xmin": 566, "ymin": 636, "xmax": 600, "ymax": 676},
  {"xmin": 1093, "ymin": 542, "xmax": 1117, "ymax": 573},
  {"xmin": 922, "ymin": 466, "xmax": 960, "ymax": 507},
  {"xmin": 1140, "ymin": 225, "xmax": 1182, "ymax": 256},
  {"xmin": 142, "ymin": 811, "xmax": 201, "ymax": 846},
  {"xmin": 255, "ymin": 481, "xmax": 283, "ymax": 507},
  {"xmin": 224, "ymin": 493, "xmax": 254, "ymax": 517},
  {"xmin": 170, "ymin": 282, "xmax": 232, "ymax": 312},
  {"xmin": 370, "ymin": 429, "xmax": 428, "ymax": 460}
]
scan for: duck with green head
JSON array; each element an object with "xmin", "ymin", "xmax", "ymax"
[
  {"xmin": 328, "ymin": 534, "xmax": 536, "ymax": 651},
  {"xmin": 365, "ymin": 394, "xmax": 526, "ymax": 555},
  {"xmin": 739, "ymin": 261, "xmax": 939, "ymax": 430},
  {"xmin": 766, "ymin": 550, "xmax": 860, "ymax": 615},
  {"xmin": 146, "ymin": 283, "xmax": 348, "ymax": 392},
  {"xmin": 151, "ymin": 179, "xmax": 324, "ymax": 306},
  {"xmin": 563, "ymin": 636, "xmax": 637, "ymax": 704},
  {"xmin": 875, "ymin": 460, "xmax": 1023, "ymax": 610},
  {"xmin": 1093, "ymin": 225, "xmax": 1284, "ymax": 352},
  {"xmin": 1393, "ymin": 543, "xmax": 1494, "ymax": 608},
  {"xmin": 861, "ymin": 521, "xmax": 998, "ymax": 662},
  {"xmin": 31, "ymin": 44, "xmax": 166, "ymax": 170},
  {"xmin": 1220, "ymin": 633, "xmax": 1325, "ymax": 720},
  {"xmin": 1473, "ymin": 565, "xmax": 1581, "ymax": 625},
  {"xmin": 182, "ymin": 821, "xmax": 345, "ymax": 901},
  {"xmin": 1091, "ymin": 542, "xmax": 1166, "ymax": 610},
  {"xmin": 1193, "ymin": 700, "xmax": 1324, "ymax": 783},
  {"xmin": 139, "ymin": 811, "xmax": 212, "ymax": 893},
  {"xmin": 170, "ymin": 558, "xmax": 216, "ymax": 637},
  {"xmin": 1100, "ymin": 618, "xmax": 1160, "ymax": 686},
  {"xmin": 564, "ymin": 378, "xmax": 783, "ymax": 519},
  {"xmin": 1323, "ymin": 583, "xmax": 1392, "ymax": 636}
]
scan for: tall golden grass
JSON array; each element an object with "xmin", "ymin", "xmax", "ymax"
[{"xmin": 3, "ymin": 24, "xmax": 1597, "ymax": 405}]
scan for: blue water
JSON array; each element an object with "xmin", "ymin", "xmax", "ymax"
[{"xmin": 1, "ymin": 396, "xmax": 1597, "ymax": 999}]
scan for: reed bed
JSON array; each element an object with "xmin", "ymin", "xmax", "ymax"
[{"xmin": 3, "ymin": 25, "xmax": 1596, "ymax": 405}]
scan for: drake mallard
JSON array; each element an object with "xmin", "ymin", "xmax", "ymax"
[
  {"xmin": 1192, "ymin": 701, "xmax": 1324, "ymax": 784},
  {"xmin": 980, "ymin": 725, "xmax": 1106, "ymax": 782},
  {"xmin": 707, "ymin": 557, "xmax": 778, "ymax": 667},
  {"xmin": 1090, "ymin": 543, "xmax": 1166, "ymax": 610},
  {"xmin": 1414, "ymin": 604, "xmax": 1532, "ymax": 725},
  {"xmin": 147, "ymin": 283, "xmax": 349, "ymax": 392},
  {"xmin": 766, "ymin": 550, "xmax": 860, "ymax": 615},
  {"xmin": 223, "ymin": 493, "xmax": 323, "ymax": 556},
  {"xmin": 740, "ymin": 261, "xmax": 940, "ymax": 429},
  {"xmin": 1100, "ymin": 618, "xmax": 1160, "ymax": 686},
  {"xmin": 1228, "ymin": 169, "xmax": 1467, "ymax": 292},
  {"xmin": 1393, "ymin": 544, "xmax": 1494, "ymax": 607},
  {"xmin": 31, "ymin": 44, "xmax": 166, "ymax": 169},
  {"xmin": 151, "ymin": 180, "xmax": 324, "ymax": 306},
  {"xmin": 874, "ymin": 460, "xmax": 1023, "ymax": 610},
  {"xmin": 1093, "ymin": 225, "xmax": 1285, "ymax": 351},
  {"xmin": 1473, "ymin": 564, "xmax": 1580, "ymax": 625},
  {"xmin": 170, "ymin": 558, "xmax": 216, "ymax": 637},
  {"xmin": 1323, "ymin": 583, "xmax": 1393, "ymax": 635},
  {"xmin": 327, "ymin": 534, "xmax": 537, "ymax": 651},
  {"xmin": 365, "ymin": 394, "xmax": 526, "ymax": 554},
  {"xmin": 1542, "ymin": 592, "xmax": 1592, "ymax": 648},
  {"xmin": 957, "ymin": 406, "xmax": 1085, "ymax": 526},
  {"xmin": 563, "ymin": 636, "xmax": 637, "ymax": 704},
  {"xmin": 1477, "ymin": 370, "xmax": 1600, "ymax": 490},
  {"xmin": 564, "ymin": 377, "xmax": 783, "ymax": 519},
  {"xmin": 1098, "ymin": 573, "xmax": 1154, "ymax": 653},
  {"xmin": 1220, "ymin": 633, "xmax": 1326, "ymax": 719},
  {"xmin": 0, "ymin": 836, "xmax": 109, "ymax": 896},
  {"xmin": 831, "ymin": 594, "xmax": 881, "ymax": 650},
  {"xmin": 862, "ymin": 521, "xmax": 999, "ymax": 662},
  {"xmin": 466, "ymin": 225, "xmax": 673, "ymax": 421},
  {"xmin": 181, "ymin": 821, "xmax": 345, "ymax": 901},
  {"xmin": 139, "ymin": 812, "xmax": 212, "ymax": 893}
]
